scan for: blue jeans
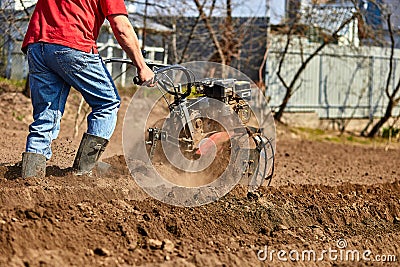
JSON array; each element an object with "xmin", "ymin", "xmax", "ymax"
[{"xmin": 26, "ymin": 43, "xmax": 120, "ymax": 159}]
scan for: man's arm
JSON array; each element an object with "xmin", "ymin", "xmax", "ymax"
[{"xmin": 108, "ymin": 14, "xmax": 154, "ymax": 84}]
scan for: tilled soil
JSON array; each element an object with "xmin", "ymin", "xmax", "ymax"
[{"xmin": 0, "ymin": 91, "xmax": 399, "ymax": 266}]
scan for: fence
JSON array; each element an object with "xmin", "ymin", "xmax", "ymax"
[{"xmin": 266, "ymin": 41, "xmax": 400, "ymax": 119}]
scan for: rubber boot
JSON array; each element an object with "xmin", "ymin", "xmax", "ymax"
[
  {"xmin": 21, "ymin": 152, "xmax": 46, "ymax": 178},
  {"xmin": 73, "ymin": 133, "xmax": 109, "ymax": 176}
]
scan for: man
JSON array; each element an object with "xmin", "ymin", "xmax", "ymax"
[{"xmin": 21, "ymin": 0, "xmax": 154, "ymax": 178}]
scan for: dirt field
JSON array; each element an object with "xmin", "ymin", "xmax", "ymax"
[{"xmin": 0, "ymin": 90, "xmax": 399, "ymax": 266}]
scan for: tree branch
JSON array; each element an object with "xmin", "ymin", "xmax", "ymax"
[
  {"xmin": 193, "ymin": 0, "xmax": 226, "ymax": 65},
  {"xmin": 385, "ymin": 14, "xmax": 394, "ymax": 99},
  {"xmin": 19, "ymin": 0, "xmax": 31, "ymax": 17},
  {"xmin": 178, "ymin": 0, "xmax": 207, "ymax": 63},
  {"xmin": 288, "ymin": 15, "xmax": 355, "ymax": 92},
  {"xmin": 276, "ymin": 26, "xmax": 293, "ymax": 90},
  {"xmin": 275, "ymin": 14, "xmax": 356, "ymax": 121}
]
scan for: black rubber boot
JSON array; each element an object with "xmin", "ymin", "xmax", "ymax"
[
  {"xmin": 73, "ymin": 133, "xmax": 109, "ymax": 176},
  {"xmin": 21, "ymin": 152, "xmax": 46, "ymax": 178}
]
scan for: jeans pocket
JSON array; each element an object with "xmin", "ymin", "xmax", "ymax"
[
  {"xmin": 55, "ymin": 49, "xmax": 88, "ymax": 73},
  {"xmin": 27, "ymin": 46, "xmax": 44, "ymax": 74}
]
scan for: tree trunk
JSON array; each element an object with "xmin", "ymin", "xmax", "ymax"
[
  {"xmin": 367, "ymin": 100, "xmax": 394, "ymax": 137},
  {"xmin": 274, "ymin": 90, "xmax": 291, "ymax": 121},
  {"xmin": 193, "ymin": 0, "xmax": 226, "ymax": 65},
  {"xmin": 273, "ymin": 15, "xmax": 355, "ymax": 122},
  {"xmin": 366, "ymin": 14, "xmax": 400, "ymax": 137}
]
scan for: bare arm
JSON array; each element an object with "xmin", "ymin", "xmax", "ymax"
[{"xmin": 108, "ymin": 14, "xmax": 154, "ymax": 84}]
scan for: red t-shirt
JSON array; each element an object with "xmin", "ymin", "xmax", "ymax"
[{"xmin": 22, "ymin": 0, "xmax": 128, "ymax": 53}]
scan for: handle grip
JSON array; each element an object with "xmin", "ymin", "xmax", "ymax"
[{"xmin": 133, "ymin": 76, "xmax": 141, "ymax": 85}]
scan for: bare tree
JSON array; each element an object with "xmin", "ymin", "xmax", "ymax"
[
  {"xmin": 192, "ymin": 0, "xmax": 226, "ymax": 65},
  {"xmin": 177, "ymin": 0, "xmax": 209, "ymax": 63},
  {"xmin": 206, "ymin": 0, "xmax": 243, "ymax": 66},
  {"xmin": 365, "ymin": 13, "xmax": 400, "ymax": 137},
  {"xmin": 142, "ymin": 0, "xmax": 267, "ymax": 82},
  {"xmin": 273, "ymin": 7, "xmax": 356, "ymax": 122}
]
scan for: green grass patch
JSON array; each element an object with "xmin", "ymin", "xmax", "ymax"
[
  {"xmin": 324, "ymin": 136, "xmax": 341, "ymax": 142},
  {"xmin": 291, "ymin": 126, "xmax": 389, "ymax": 146},
  {"xmin": 0, "ymin": 77, "xmax": 26, "ymax": 93},
  {"xmin": 296, "ymin": 127, "xmax": 325, "ymax": 136},
  {"xmin": 12, "ymin": 111, "xmax": 25, "ymax": 121}
]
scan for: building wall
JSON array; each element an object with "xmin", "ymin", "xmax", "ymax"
[
  {"xmin": 266, "ymin": 36, "xmax": 400, "ymax": 119},
  {"xmin": 156, "ymin": 16, "xmax": 267, "ymax": 83}
]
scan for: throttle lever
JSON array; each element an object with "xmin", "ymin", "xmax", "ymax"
[{"xmin": 133, "ymin": 76, "xmax": 141, "ymax": 85}]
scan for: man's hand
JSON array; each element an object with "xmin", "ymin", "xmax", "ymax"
[{"xmin": 138, "ymin": 65, "xmax": 155, "ymax": 86}]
